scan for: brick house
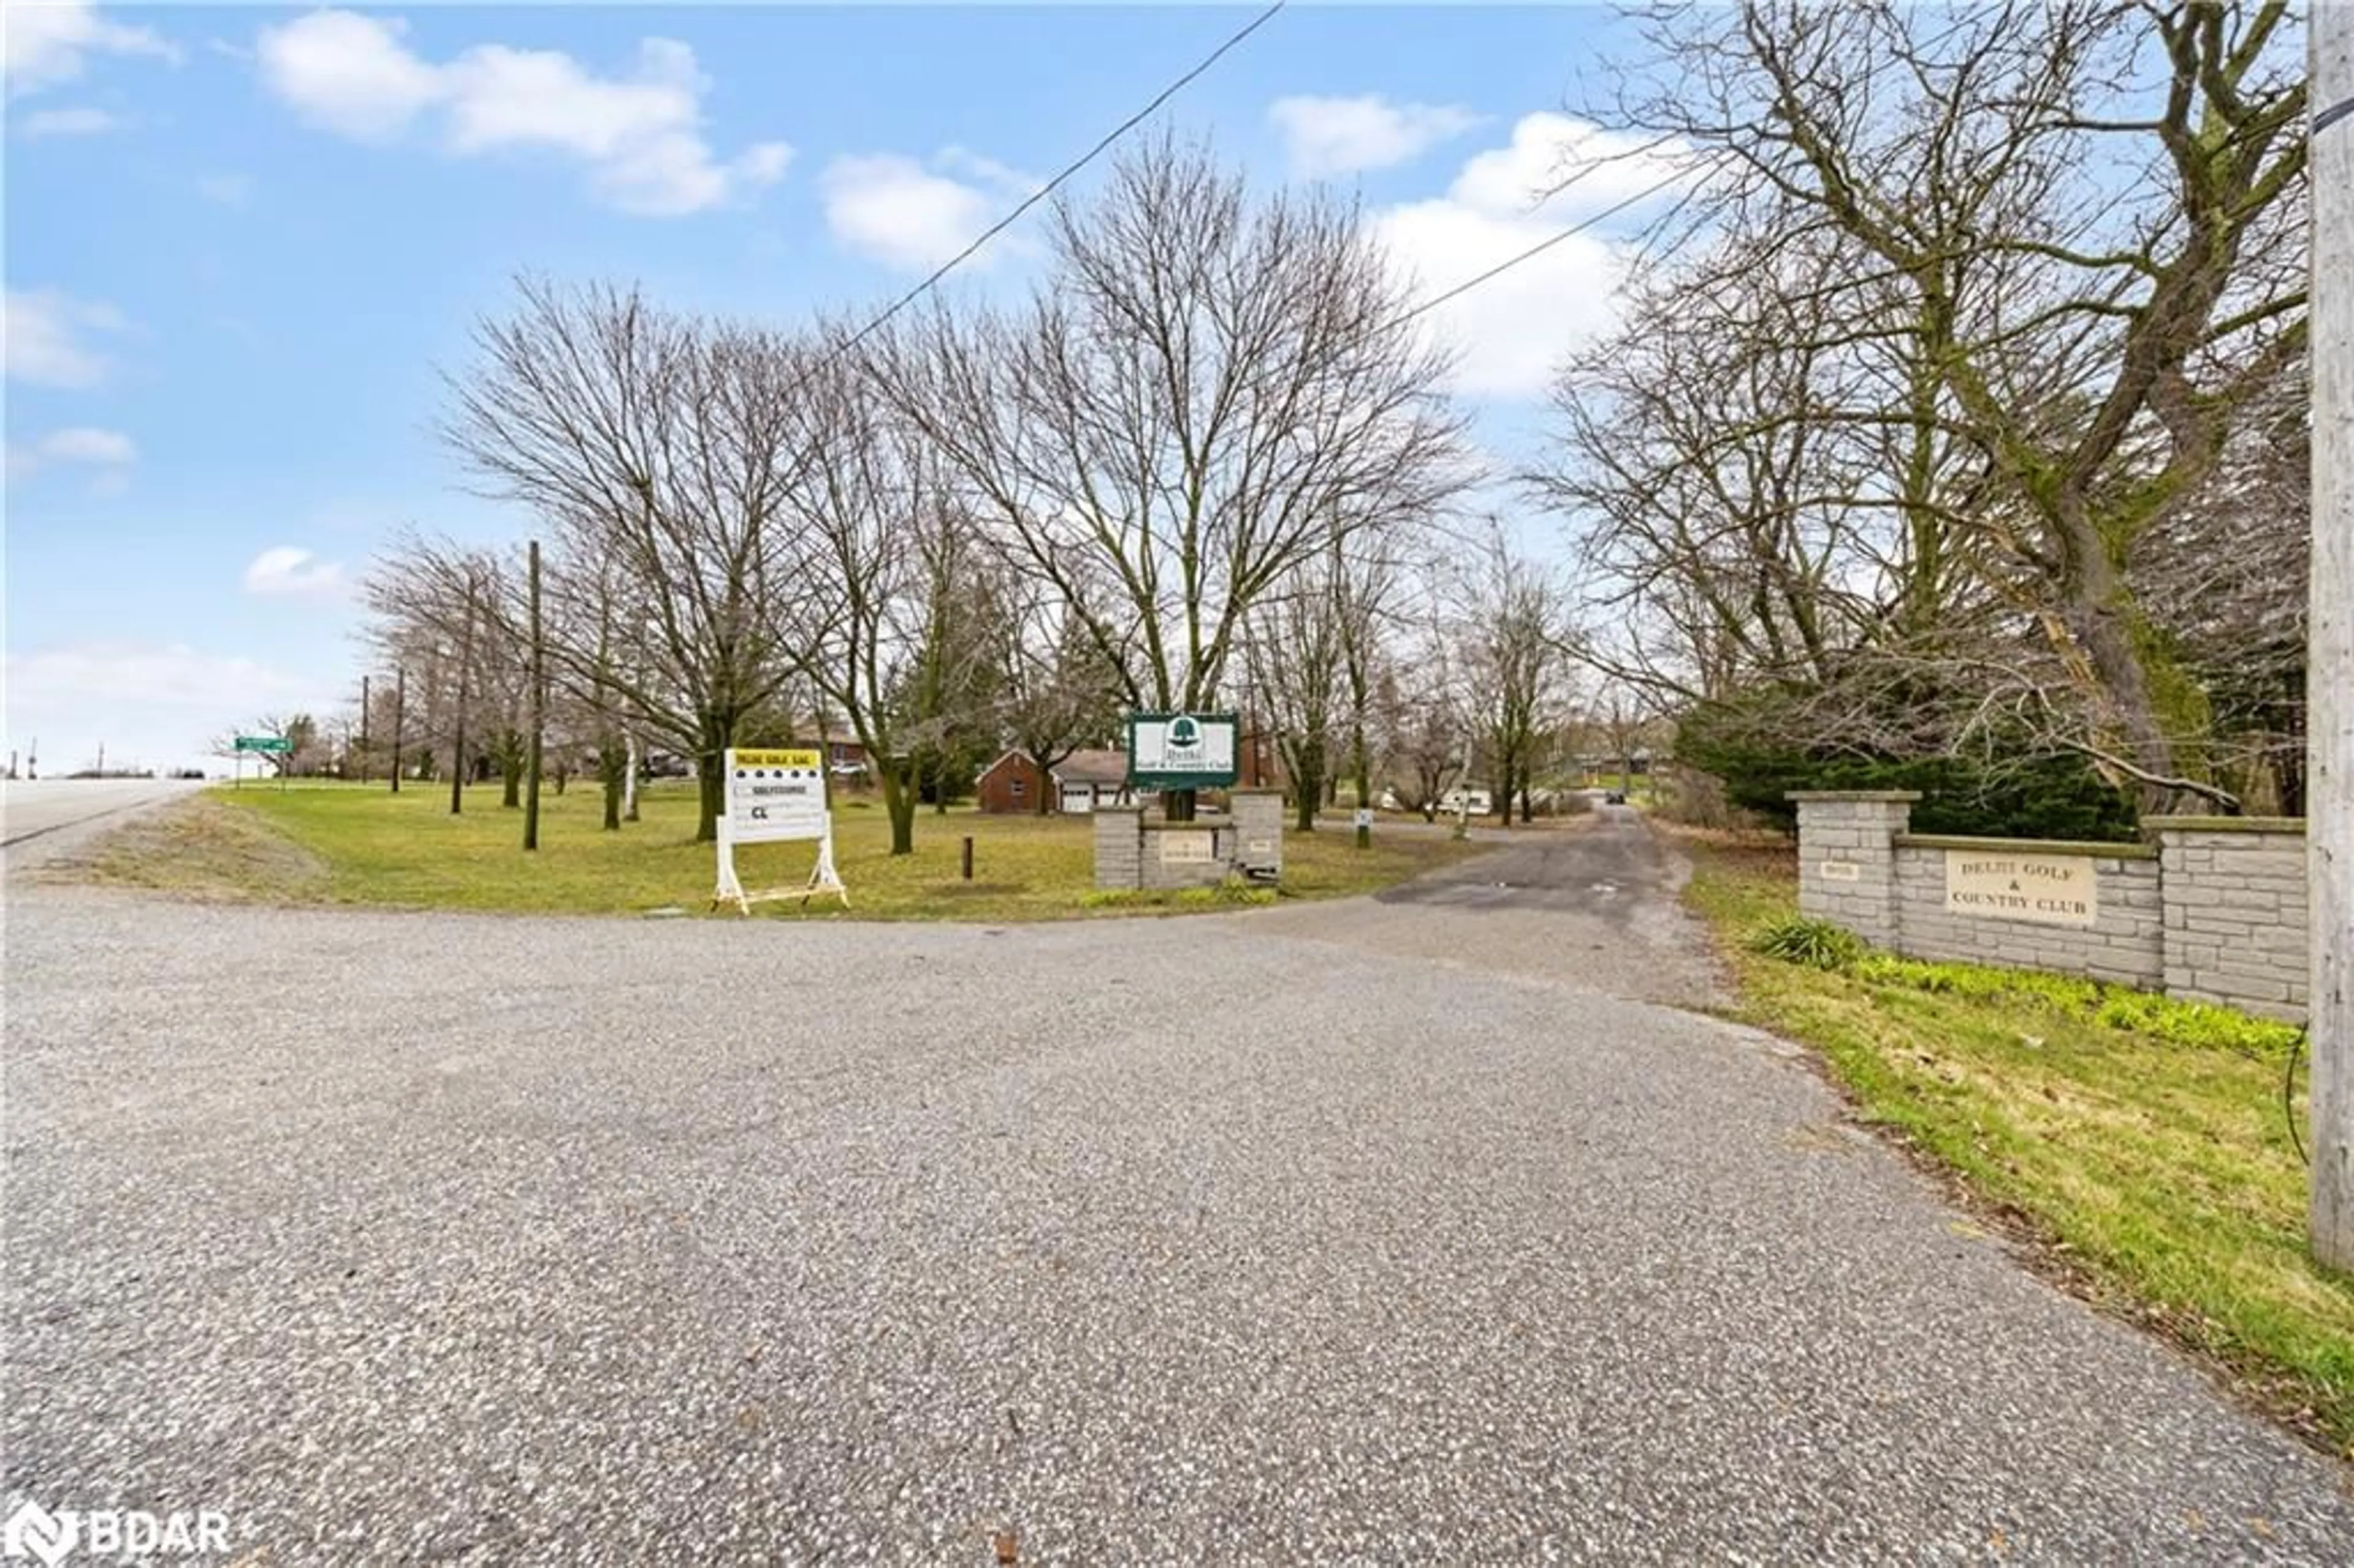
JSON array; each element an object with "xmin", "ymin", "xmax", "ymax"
[{"xmin": 975, "ymin": 748, "xmax": 1137, "ymax": 815}]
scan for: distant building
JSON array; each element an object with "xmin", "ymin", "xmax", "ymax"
[{"xmin": 975, "ymin": 748, "xmax": 1136, "ymax": 815}]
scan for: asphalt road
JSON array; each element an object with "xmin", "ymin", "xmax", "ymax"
[
  {"xmin": 1254, "ymin": 804, "xmax": 1724, "ymax": 1008},
  {"xmin": 5, "ymin": 808, "xmax": 2350, "ymax": 1562},
  {"xmin": 1, "ymin": 777, "xmax": 204, "ymax": 856}
]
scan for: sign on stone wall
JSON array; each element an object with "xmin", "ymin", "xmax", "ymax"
[
  {"xmin": 1158, "ymin": 830, "xmax": 1217, "ymax": 865},
  {"xmin": 1943, "ymin": 850, "xmax": 2098, "ymax": 927}
]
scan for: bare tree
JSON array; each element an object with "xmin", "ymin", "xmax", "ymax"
[
  {"xmin": 881, "ymin": 134, "xmax": 1470, "ymax": 818},
  {"xmin": 1457, "ymin": 533, "xmax": 1577, "ymax": 826},
  {"xmin": 774, "ymin": 334, "xmax": 995, "ymax": 856},
  {"xmin": 1578, "ymin": 0, "xmax": 2307, "ymax": 810},
  {"xmin": 439, "ymin": 278, "xmax": 813, "ymax": 840},
  {"xmin": 994, "ymin": 576, "xmax": 1126, "ymax": 815},
  {"xmin": 1244, "ymin": 566, "xmax": 1344, "ymax": 834}
]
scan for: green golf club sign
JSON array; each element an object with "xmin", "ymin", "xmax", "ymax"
[{"xmin": 1127, "ymin": 711, "xmax": 1240, "ymax": 788}]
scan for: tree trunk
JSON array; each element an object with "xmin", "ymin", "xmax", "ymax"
[
  {"xmin": 1292, "ymin": 771, "xmax": 1321, "ymax": 833},
  {"xmin": 450, "ymin": 593, "xmax": 474, "ymax": 816},
  {"xmin": 2066, "ymin": 597, "xmax": 2184, "ymax": 813},
  {"xmin": 696, "ymin": 754, "xmax": 725, "ymax": 842},
  {"xmin": 623, "ymin": 733, "xmax": 641, "ymax": 823},
  {"xmin": 601, "ymin": 745, "xmax": 624, "ymax": 831},
  {"xmin": 502, "ymin": 746, "xmax": 524, "ymax": 810},
  {"xmin": 881, "ymin": 763, "xmax": 919, "ymax": 855},
  {"xmin": 694, "ymin": 712, "xmax": 731, "ymax": 842}
]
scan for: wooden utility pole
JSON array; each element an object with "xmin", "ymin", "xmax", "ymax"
[
  {"xmin": 2310, "ymin": 4, "xmax": 2353, "ymax": 1271},
  {"xmin": 391, "ymin": 666, "xmax": 405, "ymax": 794},
  {"xmin": 525, "ymin": 541, "xmax": 545, "ymax": 851},
  {"xmin": 451, "ymin": 581, "xmax": 476, "ymax": 816}
]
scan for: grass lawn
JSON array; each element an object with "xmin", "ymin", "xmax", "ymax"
[
  {"xmin": 86, "ymin": 780, "xmax": 1483, "ymax": 923},
  {"xmin": 1676, "ymin": 830, "xmax": 2354, "ymax": 1458}
]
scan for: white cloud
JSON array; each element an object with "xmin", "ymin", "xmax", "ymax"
[
  {"xmin": 1449, "ymin": 112, "xmax": 1686, "ymax": 218},
  {"xmin": 242, "ymin": 547, "xmax": 348, "ymax": 600},
  {"xmin": 820, "ymin": 147, "xmax": 1034, "ymax": 272},
  {"xmin": 7, "ymin": 425, "xmax": 140, "ymax": 483},
  {"xmin": 15, "ymin": 104, "xmax": 133, "ymax": 136},
  {"xmin": 254, "ymin": 11, "xmax": 790, "ymax": 216},
  {"xmin": 2, "ymin": 289, "xmax": 128, "ymax": 386},
  {"xmin": 3, "ymin": 642, "xmax": 312, "ymax": 709},
  {"xmin": 41, "ymin": 426, "xmax": 137, "ymax": 464},
  {"xmin": 1371, "ymin": 113, "xmax": 1689, "ymax": 399},
  {"xmin": 2, "ymin": 641, "xmax": 336, "ymax": 774},
  {"xmin": 1269, "ymin": 94, "xmax": 1482, "ymax": 179},
  {"xmin": 4, "ymin": 1, "xmax": 178, "ymax": 98},
  {"xmin": 196, "ymin": 172, "xmax": 255, "ymax": 207},
  {"xmin": 1377, "ymin": 201, "xmax": 1628, "ymax": 399}
]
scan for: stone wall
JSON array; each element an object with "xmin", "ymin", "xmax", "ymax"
[
  {"xmin": 1229, "ymin": 790, "xmax": 1284, "ymax": 883},
  {"xmin": 1889, "ymin": 838, "xmax": 2163, "ymax": 989},
  {"xmin": 1791, "ymin": 791, "xmax": 1914, "ymax": 945},
  {"xmin": 2154, "ymin": 819, "xmax": 2310, "ymax": 1020},
  {"xmin": 1092, "ymin": 790, "xmax": 1287, "ymax": 892},
  {"xmin": 1092, "ymin": 806, "xmax": 1145, "ymax": 891},
  {"xmin": 1791, "ymin": 793, "xmax": 2310, "ymax": 1024}
]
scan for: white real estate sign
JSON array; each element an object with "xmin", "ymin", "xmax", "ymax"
[
  {"xmin": 1942, "ymin": 850, "xmax": 2097, "ymax": 927},
  {"xmin": 715, "ymin": 748, "xmax": 847, "ymax": 911},
  {"xmin": 729, "ymin": 753, "xmax": 828, "ymax": 842}
]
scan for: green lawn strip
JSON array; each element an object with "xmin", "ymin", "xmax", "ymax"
[
  {"xmin": 1680, "ymin": 837, "xmax": 2354, "ymax": 1458},
  {"xmin": 102, "ymin": 782, "xmax": 1480, "ymax": 921}
]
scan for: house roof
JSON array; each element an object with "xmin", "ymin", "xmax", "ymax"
[
  {"xmin": 1050, "ymin": 748, "xmax": 1130, "ymax": 787},
  {"xmin": 975, "ymin": 747, "xmax": 1130, "ymax": 786}
]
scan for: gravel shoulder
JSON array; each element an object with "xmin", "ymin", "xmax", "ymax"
[{"xmin": 5, "ymin": 832, "xmax": 2350, "ymax": 1562}]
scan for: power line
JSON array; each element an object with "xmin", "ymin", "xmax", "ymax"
[
  {"xmin": 1398, "ymin": 162, "xmax": 1697, "ymax": 327},
  {"xmin": 823, "ymin": 1, "xmax": 1287, "ymax": 368}
]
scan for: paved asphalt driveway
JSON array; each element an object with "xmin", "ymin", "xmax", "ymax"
[{"xmin": 6, "ymin": 806, "xmax": 2351, "ymax": 1562}]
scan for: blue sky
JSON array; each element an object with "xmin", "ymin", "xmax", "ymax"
[{"xmin": 5, "ymin": 2, "xmax": 1668, "ymax": 776}]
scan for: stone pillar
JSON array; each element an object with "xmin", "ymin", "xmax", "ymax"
[
  {"xmin": 2150, "ymin": 816, "xmax": 2310, "ymax": 1023},
  {"xmin": 1092, "ymin": 804, "xmax": 1145, "ymax": 891},
  {"xmin": 1786, "ymin": 791, "xmax": 1917, "ymax": 947},
  {"xmin": 1228, "ymin": 788, "xmax": 1284, "ymax": 883}
]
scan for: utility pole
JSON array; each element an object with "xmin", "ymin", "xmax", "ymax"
[
  {"xmin": 524, "ymin": 540, "xmax": 545, "ymax": 851},
  {"xmin": 451, "ymin": 582, "xmax": 476, "ymax": 816},
  {"xmin": 391, "ymin": 667, "xmax": 406, "ymax": 793},
  {"xmin": 359, "ymin": 675, "xmax": 371, "ymax": 784},
  {"xmin": 2309, "ymin": 4, "xmax": 2353, "ymax": 1271}
]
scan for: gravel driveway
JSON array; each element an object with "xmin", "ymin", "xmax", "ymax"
[{"xmin": 5, "ymin": 813, "xmax": 2350, "ymax": 1562}]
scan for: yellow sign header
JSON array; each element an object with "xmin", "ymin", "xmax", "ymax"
[{"xmin": 734, "ymin": 748, "xmax": 823, "ymax": 770}]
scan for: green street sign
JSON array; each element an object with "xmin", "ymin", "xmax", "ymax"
[{"xmin": 234, "ymin": 735, "xmax": 292, "ymax": 754}]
